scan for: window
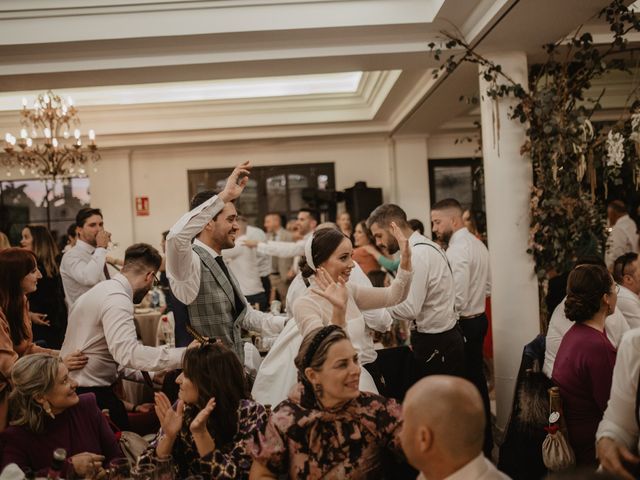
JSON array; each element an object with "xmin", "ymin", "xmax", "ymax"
[
  {"xmin": 188, "ymin": 163, "xmax": 336, "ymax": 226},
  {"xmin": 0, "ymin": 177, "xmax": 91, "ymax": 246},
  {"xmin": 428, "ymin": 158, "xmax": 486, "ymax": 235}
]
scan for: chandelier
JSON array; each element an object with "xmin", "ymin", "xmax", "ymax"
[{"xmin": 2, "ymin": 90, "xmax": 100, "ymax": 179}]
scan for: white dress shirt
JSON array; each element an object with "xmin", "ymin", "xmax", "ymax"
[
  {"xmin": 165, "ymin": 193, "xmax": 285, "ymax": 336},
  {"xmin": 223, "ymin": 233, "xmax": 265, "ymax": 296},
  {"xmin": 256, "ymin": 232, "xmax": 311, "ymax": 258},
  {"xmin": 542, "ymin": 297, "xmax": 629, "ymax": 378},
  {"xmin": 60, "ymin": 273, "xmax": 185, "ymax": 387},
  {"xmin": 446, "ymin": 227, "xmax": 491, "ymax": 317},
  {"xmin": 616, "ymin": 284, "xmax": 640, "ymax": 329},
  {"xmin": 418, "ymin": 453, "xmax": 510, "ymax": 480},
  {"xmin": 596, "ymin": 328, "xmax": 640, "ymax": 453},
  {"xmin": 606, "ymin": 214, "xmax": 639, "ymax": 269},
  {"xmin": 60, "ymin": 239, "xmax": 108, "ymax": 305},
  {"xmin": 247, "ymin": 225, "xmax": 271, "ymax": 278},
  {"xmin": 388, "ymin": 232, "xmax": 457, "ymax": 334}
]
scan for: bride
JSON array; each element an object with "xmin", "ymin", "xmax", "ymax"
[{"xmin": 252, "ymin": 222, "xmax": 412, "ymax": 404}]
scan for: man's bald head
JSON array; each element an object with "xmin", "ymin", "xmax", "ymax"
[{"xmin": 401, "ymin": 376, "xmax": 485, "ymax": 472}]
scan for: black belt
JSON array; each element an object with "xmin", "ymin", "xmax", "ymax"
[{"xmin": 459, "ymin": 312, "xmax": 484, "ymax": 320}]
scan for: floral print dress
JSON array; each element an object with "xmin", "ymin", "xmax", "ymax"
[
  {"xmin": 139, "ymin": 399, "xmax": 267, "ymax": 479},
  {"xmin": 251, "ymin": 383, "xmax": 404, "ymax": 479}
]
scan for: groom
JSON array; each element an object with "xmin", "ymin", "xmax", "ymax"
[{"xmin": 165, "ymin": 161, "xmax": 285, "ymax": 361}]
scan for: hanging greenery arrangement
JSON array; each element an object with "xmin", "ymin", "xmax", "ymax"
[{"xmin": 431, "ymin": 0, "xmax": 640, "ymax": 294}]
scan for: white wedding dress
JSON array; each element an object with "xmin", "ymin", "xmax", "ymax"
[{"xmin": 252, "ymin": 268, "xmax": 412, "ymax": 407}]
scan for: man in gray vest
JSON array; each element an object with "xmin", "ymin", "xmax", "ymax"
[{"xmin": 166, "ymin": 161, "xmax": 285, "ymax": 361}]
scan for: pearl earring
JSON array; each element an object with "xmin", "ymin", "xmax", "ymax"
[{"xmin": 43, "ymin": 401, "xmax": 55, "ymax": 419}]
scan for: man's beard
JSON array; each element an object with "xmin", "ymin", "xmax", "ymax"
[
  {"xmin": 438, "ymin": 229, "xmax": 453, "ymax": 244},
  {"xmin": 386, "ymin": 236, "xmax": 400, "ymax": 254},
  {"xmin": 133, "ymin": 287, "xmax": 150, "ymax": 304}
]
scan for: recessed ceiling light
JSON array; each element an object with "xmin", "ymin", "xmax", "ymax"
[{"xmin": 0, "ymin": 72, "xmax": 364, "ymax": 110}]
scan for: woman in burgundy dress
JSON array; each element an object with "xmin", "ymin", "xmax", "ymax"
[{"xmin": 552, "ymin": 263, "xmax": 618, "ymax": 466}]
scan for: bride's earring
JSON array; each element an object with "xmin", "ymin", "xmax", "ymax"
[
  {"xmin": 313, "ymin": 383, "xmax": 324, "ymax": 398},
  {"xmin": 42, "ymin": 400, "xmax": 55, "ymax": 419}
]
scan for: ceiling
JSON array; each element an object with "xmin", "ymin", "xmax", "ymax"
[{"xmin": 0, "ymin": 0, "xmax": 633, "ymax": 146}]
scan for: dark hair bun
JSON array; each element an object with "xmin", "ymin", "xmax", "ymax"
[
  {"xmin": 564, "ymin": 264, "xmax": 612, "ymax": 323},
  {"xmin": 564, "ymin": 295, "xmax": 601, "ymax": 322}
]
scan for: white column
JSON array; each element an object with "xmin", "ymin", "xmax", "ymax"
[
  {"xmin": 479, "ymin": 52, "xmax": 540, "ymax": 429},
  {"xmin": 389, "ymin": 135, "xmax": 430, "ymax": 228}
]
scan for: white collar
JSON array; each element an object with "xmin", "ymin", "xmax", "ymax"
[
  {"xmin": 449, "ymin": 227, "xmax": 469, "ymax": 245},
  {"xmin": 193, "ymin": 238, "xmax": 220, "ymax": 259},
  {"xmin": 76, "ymin": 239, "xmax": 96, "ymax": 253},
  {"xmin": 444, "ymin": 454, "xmax": 491, "ymax": 480}
]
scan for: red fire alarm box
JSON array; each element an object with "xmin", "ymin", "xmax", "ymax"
[{"xmin": 135, "ymin": 196, "xmax": 149, "ymax": 216}]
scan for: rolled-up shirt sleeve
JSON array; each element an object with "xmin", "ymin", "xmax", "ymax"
[
  {"xmin": 101, "ymin": 293, "xmax": 185, "ymax": 372},
  {"xmin": 166, "ymin": 195, "xmax": 225, "ymax": 305},
  {"xmin": 241, "ymin": 306, "xmax": 286, "ymax": 337},
  {"xmin": 257, "ymin": 239, "xmax": 305, "ymax": 258},
  {"xmin": 596, "ymin": 330, "xmax": 640, "ymax": 451}
]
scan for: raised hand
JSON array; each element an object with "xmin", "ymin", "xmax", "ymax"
[
  {"xmin": 311, "ymin": 267, "xmax": 348, "ymax": 312},
  {"xmin": 96, "ymin": 230, "xmax": 111, "ymax": 249},
  {"xmin": 63, "ymin": 350, "xmax": 88, "ymax": 371},
  {"xmin": 155, "ymin": 392, "xmax": 184, "ymax": 439},
  {"xmin": 219, "ymin": 161, "xmax": 251, "ymax": 203},
  {"xmin": 190, "ymin": 397, "xmax": 216, "ymax": 435},
  {"xmin": 390, "ymin": 221, "xmax": 411, "ymax": 271}
]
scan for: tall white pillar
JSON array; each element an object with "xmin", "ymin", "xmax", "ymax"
[{"xmin": 479, "ymin": 52, "xmax": 540, "ymax": 429}]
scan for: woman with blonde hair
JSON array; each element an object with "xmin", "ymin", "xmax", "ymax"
[
  {"xmin": 1, "ymin": 353, "xmax": 121, "ymax": 477},
  {"xmin": 21, "ymin": 225, "xmax": 68, "ymax": 348}
]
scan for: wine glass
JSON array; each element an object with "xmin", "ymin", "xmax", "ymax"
[
  {"xmin": 154, "ymin": 455, "xmax": 174, "ymax": 480},
  {"xmin": 131, "ymin": 464, "xmax": 156, "ymax": 480},
  {"xmin": 108, "ymin": 458, "xmax": 131, "ymax": 480}
]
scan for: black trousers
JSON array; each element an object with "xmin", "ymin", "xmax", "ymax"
[
  {"xmin": 410, "ymin": 325, "xmax": 465, "ymax": 381},
  {"xmin": 459, "ymin": 313, "xmax": 493, "ymax": 457},
  {"xmin": 76, "ymin": 385, "xmax": 129, "ymax": 430}
]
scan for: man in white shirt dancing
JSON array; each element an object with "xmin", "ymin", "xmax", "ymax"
[
  {"xmin": 368, "ymin": 204, "xmax": 464, "ymax": 379},
  {"xmin": 61, "ymin": 243, "xmax": 187, "ymax": 429},
  {"xmin": 431, "ymin": 198, "xmax": 492, "ymax": 456},
  {"xmin": 165, "ymin": 161, "xmax": 285, "ymax": 362},
  {"xmin": 60, "ymin": 207, "xmax": 112, "ymax": 305}
]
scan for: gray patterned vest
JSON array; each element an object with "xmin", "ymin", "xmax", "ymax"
[{"xmin": 187, "ymin": 244, "xmax": 247, "ymax": 361}]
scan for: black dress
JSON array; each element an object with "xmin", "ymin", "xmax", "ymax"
[{"xmin": 28, "ymin": 261, "xmax": 68, "ymax": 349}]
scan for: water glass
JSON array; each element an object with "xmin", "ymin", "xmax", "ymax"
[
  {"xmin": 154, "ymin": 455, "xmax": 174, "ymax": 480},
  {"xmin": 108, "ymin": 458, "xmax": 131, "ymax": 480},
  {"xmin": 131, "ymin": 464, "xmax": 156, "ymax": 480}
]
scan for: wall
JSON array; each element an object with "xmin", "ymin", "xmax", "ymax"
[{"xmin": 1, "ymin": 132, "xmax": 473, "ymax": 253}]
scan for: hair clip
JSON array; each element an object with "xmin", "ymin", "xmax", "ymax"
[{"xmin": 185, "ymin": 324, "xmax": 216, "ymax": 345}]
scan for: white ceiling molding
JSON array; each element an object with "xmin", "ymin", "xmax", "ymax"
[
  {"xmin": 0, "ymin": 0, "xmax": 445, "ymax": 44},
  {"xmin": 0, "ymin": 70, "xmax": 402, "ymax": 141}
]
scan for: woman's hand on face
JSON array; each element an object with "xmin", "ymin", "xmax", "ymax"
[
  {"xmin": 190, "ymin": 397, "xmax": 216, "ymax": 435},
  {"xmin": 311, "ymin": 267, "xmax": 348, "ymax": 311},
  {"xmin": 63, "ymin": 350, "xmax": 88, "ymax": 371},
  {"xmin": 597, "ymin": 437, "xmax": 640, "ymax": 480},
  {"xmin": 70, "ymin": 452, "xmax": 105, "ymax": 476},
  {"xmin": 155, "ymin": 392, "xmax": 184, "ymax": 439},
  {"xmin": 390, "ymin": 222, "xmax": 411, "ymax": 270}
]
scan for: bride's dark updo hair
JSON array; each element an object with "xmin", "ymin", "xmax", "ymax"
[
  {"xmin": 564, "ymin": 264, "xmax": 613, "ymax": 322},
  {"xmin": 299, "ymin": 228, "xmax": 348, "ymax": 278}
]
